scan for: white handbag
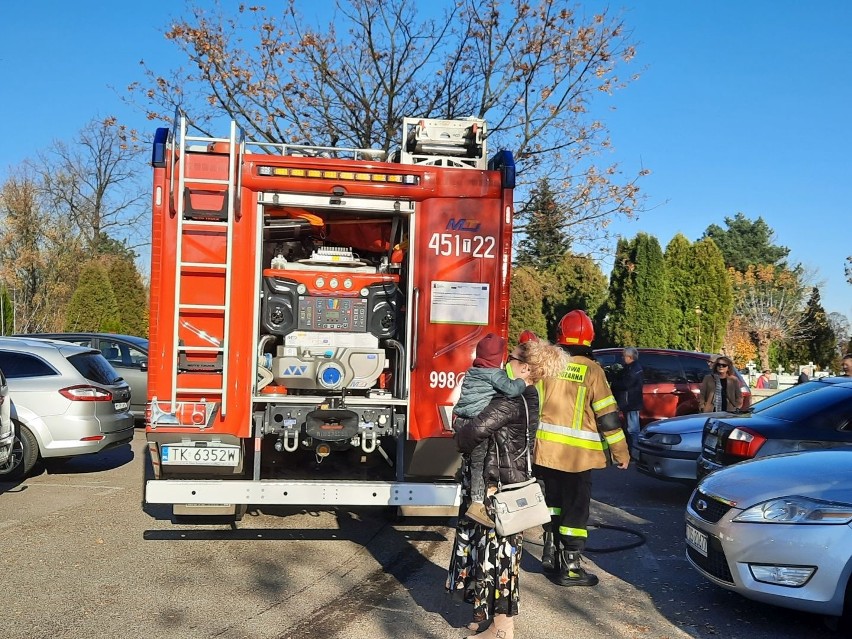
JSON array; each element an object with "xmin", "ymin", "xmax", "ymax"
[{"xmin": 490, "ymin": 396, "xmax": 550, "ymax": 537}]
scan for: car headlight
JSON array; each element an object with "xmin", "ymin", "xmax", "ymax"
[
  {"xmin": 734, "ymin": 496, "xmax": 852, "ymax": 524},
  {"xmin": 646, "ymin": 433, "xmax": 682, "ymax": 446}
]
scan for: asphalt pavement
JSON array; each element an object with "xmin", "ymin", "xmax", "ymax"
[{"xmin": 0, "ymin": 430, "xmax": 843, "ymax": 639}]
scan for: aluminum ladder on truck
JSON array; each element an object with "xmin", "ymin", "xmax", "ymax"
[
  {"xmin": 170, "ymin": 116, "xmax": 241, "ymax": 417},
  {"xmin": 400, "ymin": 117, "xmax": 487, "ymax": 169}
]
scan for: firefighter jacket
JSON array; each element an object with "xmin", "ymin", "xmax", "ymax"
[
  {"xmin": 455, "ymin": 385, "xmax": 540, "ymax": 486},
  {"xmin": 534, "ymin": 354, "xmax": 629, "ymax": 472}
]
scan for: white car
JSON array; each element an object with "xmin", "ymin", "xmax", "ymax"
[
  {"xmin": 0, "ymin": 368, "xmax": 13, "ymax": 469},
  {"xmin": 685, "ymin": 449, "xmax": 852, "ymax": 622}
]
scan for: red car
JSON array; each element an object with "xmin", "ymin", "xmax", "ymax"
[{"xmin": 594, "ymin": 348, "xmax": 751, "ymax": 427}]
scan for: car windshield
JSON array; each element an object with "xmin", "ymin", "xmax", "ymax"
[
  {"xmin": 748, "ymin": 384, "xmax": 852, "ymax": 422},
  {"xmin": 67, "ymin": 352, "xmax": 123, "ymax": 385},
  {"xmin": 749, "ymin": 380, "xmax": 831, "ymax": 413}
]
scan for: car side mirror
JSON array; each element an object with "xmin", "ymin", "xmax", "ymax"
[{"xmin": 140, "ymin": 360, "xmax": 148, "ymax": 372}]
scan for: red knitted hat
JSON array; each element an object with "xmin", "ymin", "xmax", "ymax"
[{"xmin": 473, "ymin": 333, "xmax": 506, "ymax": 368}]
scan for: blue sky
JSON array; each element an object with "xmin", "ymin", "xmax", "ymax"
[{"xmin": 1, "ymin": 1, "xmax": 850, "ymax": 316}]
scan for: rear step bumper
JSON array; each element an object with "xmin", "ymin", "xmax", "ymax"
[{"xmin": 147, "ymin": 479, "xmax": 461, "ymax": 507}]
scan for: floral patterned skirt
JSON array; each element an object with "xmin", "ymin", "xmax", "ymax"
[{"xmin": 446, "ymin": 454, "xmax": 523, "ymax": 621}]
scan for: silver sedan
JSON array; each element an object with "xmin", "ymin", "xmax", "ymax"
[
  {"xmin": 685, "ymin": 449, "xmax": 852, "ymax": 618},
  {"xmin": 635, "ymin": 412, "xmax": 724, "ymax": 482}
]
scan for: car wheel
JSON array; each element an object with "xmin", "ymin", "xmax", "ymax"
[
  {"xmin": 0, "ymin": 423, "xmax": 38, "ymax": 480},
  {"xmin": 0, "ymin": 436, "xmax": 24, "ymax": 478},
  {"xmin": 840, "ymin": 575, "xmax": 852, "ymax": 632}
]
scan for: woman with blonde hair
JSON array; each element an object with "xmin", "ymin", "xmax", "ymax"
[{"xmin": 447, "ymin": 337, "xmax": 565, "ymax": 639}]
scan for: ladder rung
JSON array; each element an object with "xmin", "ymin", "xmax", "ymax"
[
  {"xmin": 179, "ymin": 304, "xmax": 227, "ymax": 311},
  {"xmin": 181, "ymin": 262, "xmax": 228, "ymax": 269},
  {"xmin": 178, "ymin": 346, "xmax": 224, "ymax": 352},
  {"xmin": 175, "ymin": 388, "xmax": 224, "ymax": 394},
  {"xmin": 182, "ymin": 219, "xmax": 228, "ymax": 227},
  {"xmin": 185, "ymin": 135, "xmax": 231, "ymax": 144},
  {"xmin": 185, "ymin": 177, "xmax": 230, "ymax": 185}
]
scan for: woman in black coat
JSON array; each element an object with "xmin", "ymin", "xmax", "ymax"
[{"xmin": 447, "ymin": 338, "xmax": 565, "ymax": 639}]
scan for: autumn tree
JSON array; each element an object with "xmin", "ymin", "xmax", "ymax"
[
  {"xmin": 134, "ymin": 0, "xmax": 647, "ymax": 250},
  {"xmin": 730, "ymin": 264, "xmax": 807, "ymax": 371},
  {"xmin": 701, "ymin": 212, "xmax": 790, "ymax": 271},
  {"xmin": 64, "ymin": 262, "xmax": 121, "ymax": 332},
  {"xmin": 0, "ymin": 167, "xmax": 84, "ymax": 332},
  {"xmin": 828, "ymin": 312, "xmax": 850, "ymax": 356},
  {"xmin": 33, "ymin": 117, "xmax": 148, "ymax": 255}
]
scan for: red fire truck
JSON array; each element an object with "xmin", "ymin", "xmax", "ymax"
[{"xmin": 145, "ymin": 114, "xmax": 516, "ymax": 520}]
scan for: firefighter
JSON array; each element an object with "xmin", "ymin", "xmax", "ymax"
[{"xmin": 534, "ymin": 310, "xmax": 630, "ymax": 586}]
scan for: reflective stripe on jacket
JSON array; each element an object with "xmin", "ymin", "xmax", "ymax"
[{"xmin": 534, "ymin": 354, "xmax": 628, "ymax": 472}]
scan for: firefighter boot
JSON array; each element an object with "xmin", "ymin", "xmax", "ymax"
[
  {"xmin": 556, "ymin": 551, "xmax": 599, "ymax": 587},
  {"xmin": 540, "ymin": 531, "xmax": 557, "ymax": 573}
]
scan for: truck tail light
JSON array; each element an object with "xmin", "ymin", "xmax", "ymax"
[
  {"xmin": 59, "ymin": 385, "xmax": 113, "ymax": 401},
  {"xmin": 725, "ymin": 427, "xmax": 766, "ymax": 459}
]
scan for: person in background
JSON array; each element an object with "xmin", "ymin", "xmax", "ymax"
[
  {"xmin": 453, "ymin": 333, "xmax": 527, "ymax": 527},
  {"xmin": 610, "ymin": 346, "xmax": 643, "ymax": 458},
  {"xmin": 756, "ymin": 369, "xmax": 771, "ymax": 389},
  {"xmin": 841, "ymin": 354, "xmax": 852, "ymax": 377},
  {"xmin": 797, "ymin": 368, "xmax": 810, "ymax": 384},
  {"xmin": 534, "ymin": 310, "xmax": 630, "ymax": 587},
  {"xmin": 447, "ymin": 338, "xmax": 565, "ymax": 639},
  {"xmin": 699, "ymin": 355, "xmax": 743, "ymax": 412}
]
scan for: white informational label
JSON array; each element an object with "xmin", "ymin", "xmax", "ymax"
[
  {"xmin": 283, "ymin": 331, "xmax": 379, "ymax": 348},
  {"xmin": 430, "ymin": 281, "xmax": 489, "ymax": 325}
]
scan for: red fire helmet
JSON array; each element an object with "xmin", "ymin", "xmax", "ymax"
[
  {"xmin": 556, "ymin": 310, "xmax": 594, "ymax": 347},
  {"xmin": 518, "ymin": 330, "xmax": 538, "ymax": 344}
]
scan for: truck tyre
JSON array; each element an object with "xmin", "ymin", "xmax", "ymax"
[{"xmin": 0, "ymin": 422, "xmax": 39, "ymax": 480}]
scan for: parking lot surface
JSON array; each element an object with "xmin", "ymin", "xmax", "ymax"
[{"xmin": 0, "ymin": 430, "xmax": 842, "ymax": 638}]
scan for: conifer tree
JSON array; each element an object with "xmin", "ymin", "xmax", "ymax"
[
  {"xmin": 689, "ymin": 238, "xmax": 733, "ymax": 353},
  {"xmin": 664, "ymin": 234, "xmax": 695, "ymax": 350},
  {"xmin": 598, "ymin": 233, "xmax": 671, "ymax": 347},
  {"xmin": 509, "ymin": 266, "xmax": 548, "ymax": 348},
  {"xmin": 543, "ymin": 253, "xmax": 607, "ymax": 342},
  {"xmin": 515, "ymin": 178, "xmax": 571, "ymax": 270},
  {"xmin": 64, "ymin": 262, "xmax": 121, "ymax": 332},
  {"xmin": 702, "ymin": 213, "xmax": 789, "ymax": 270},
  {"xmin": 597, "ymin": 238, "xmax": 634, "ymax": 347},
  {"xmin": 778, "ymin": 287, "xmax": 835, "ymax": 369},
  {"xmin": 106, "ymin": 257, "xmax": 149, "ymax": 336},
  {"xmin": 0, "ymin": 286, "xmax": 12, "ymax": 335}
]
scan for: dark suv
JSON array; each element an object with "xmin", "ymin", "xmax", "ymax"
[{"xmin": 594, "ymin": 348, "xmax": 751, "ymax": 427}]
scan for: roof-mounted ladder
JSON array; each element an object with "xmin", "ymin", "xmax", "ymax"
[{"xmin": 400, "ymin": 117, "xmax": 487, "ymax": 169}]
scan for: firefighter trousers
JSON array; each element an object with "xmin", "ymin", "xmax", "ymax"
[{"xmin": 535, "ymin": 465, "xmax": 592, "ymax": 552}]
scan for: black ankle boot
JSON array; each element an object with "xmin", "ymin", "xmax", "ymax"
[
  {"xmin": 541, "ymin": 532, "xmax": 557, "ymax": 573},
  {"xmin": 556, "ymin": 551, "xmax": 599, "ymax": 587}
]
